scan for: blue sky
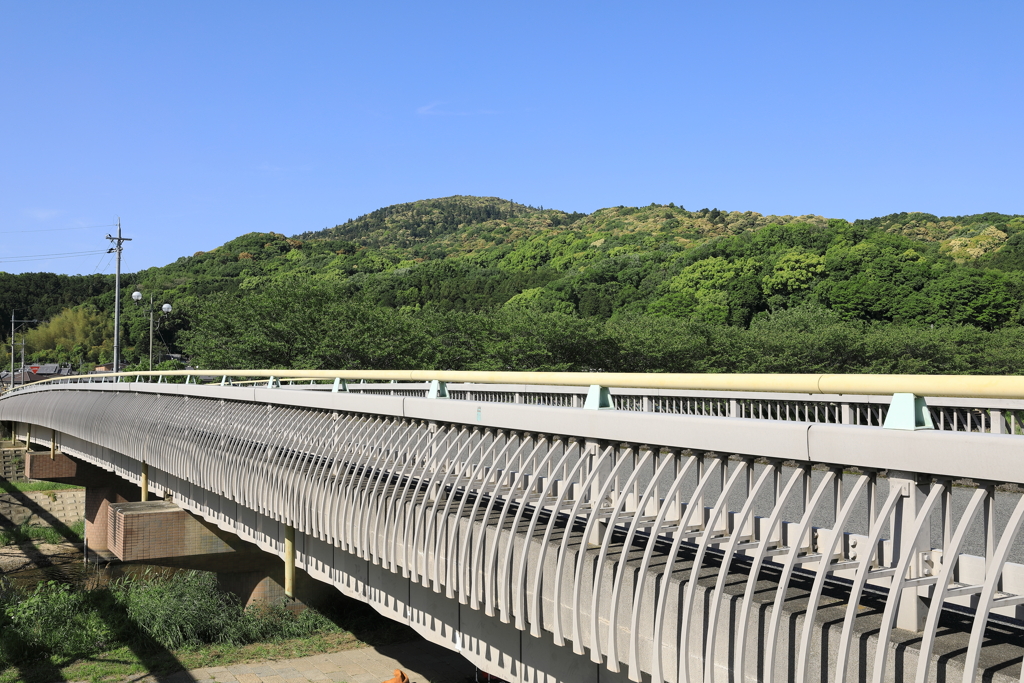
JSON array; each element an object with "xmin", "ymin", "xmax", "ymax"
[{"xmin": 1, "ymin": 1, "xmax": 1021, "ymax": 274}]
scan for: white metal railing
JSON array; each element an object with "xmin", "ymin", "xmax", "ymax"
[
  {"xmin": 17, "ymin": 371, "xmax": 1024, "ymax": 436},
  {"xmin": 1, "ymin": 377, "xmax": 1022, "ymax": 682}
]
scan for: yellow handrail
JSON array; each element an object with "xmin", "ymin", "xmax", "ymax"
[{"xmin": 6, "ymin": 369, "xmax": 1024, "ymax": 400}]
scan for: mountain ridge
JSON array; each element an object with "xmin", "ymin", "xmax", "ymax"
[{"xmin": 6, "ymin": 195, "xmax": 1024, "ymax": 373}]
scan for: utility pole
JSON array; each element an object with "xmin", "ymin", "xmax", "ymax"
[
  {"xmin": 9, "ymin": 312, "xmax": 38, "ymax": 390},
  {"xmin": 106, "ymin": 218, "xmax": 132, "ymax": 374}
]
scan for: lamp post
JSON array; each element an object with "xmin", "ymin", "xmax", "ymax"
[{"xmin": 131, "ymin": 291, "xmax": 172, "ymax": 372}]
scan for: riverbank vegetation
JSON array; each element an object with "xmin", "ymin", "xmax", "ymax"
[
  {"xmin": 4, "ymin": 196, "xmax": 1024, "ymax": 375},
  {"xmin": 2, "ymin": 480, "xmax": 82, "ymax": 492},
  {"xmin": 0, "ymin": 519, "xmax": 83, "ymax": 547},
  {"xmin": 0, "ymin": 569, "xmax": 412, "ymax": 683}
]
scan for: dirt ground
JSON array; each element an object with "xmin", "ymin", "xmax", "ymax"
[{"xmin": 0, "ymin": 541, "xmax": 82, "ymax": 573}]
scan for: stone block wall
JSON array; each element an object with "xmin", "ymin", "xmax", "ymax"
[
  {"xmin": 0, "ymin": 448, "xmax": 25, "ymax": 481},
  {"xmin": 0, "ymin": 488, "xmax": 85, "ymax": 527}
]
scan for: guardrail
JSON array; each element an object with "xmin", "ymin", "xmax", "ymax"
[
  {"xmin": 3, "ymin": 375, "xmax": 1023, "ymax": 682},
  {"xmin": 14, "ymin": 370, "xmax": 1024, "ymax": 435},
  {"xmin": 10, "ymin": 367, "xmax": 1024, "ymax": 397}
]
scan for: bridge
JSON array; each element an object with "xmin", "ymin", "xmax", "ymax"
[{"xmin": 1, "ymin": 370, "xmax": 1023, "ymax": 683}]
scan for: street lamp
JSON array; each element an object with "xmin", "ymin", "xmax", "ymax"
[{"xmin": 132, "ymin": 291, "xmax": 173, "ymax": 372}]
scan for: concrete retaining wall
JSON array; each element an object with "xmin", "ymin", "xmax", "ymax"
[
  {"xmin": 1, "ymin": 448, "xmax": 25, "ymax": 481},
  {"xmin": 0, "ymin": 487, "xmax": 85, "ymax": 527}
]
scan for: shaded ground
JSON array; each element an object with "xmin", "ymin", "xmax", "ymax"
[
  {"xmin": 0, "ymin": 540, "xmax": 81, "ymax": 573},
  {"xmin": 64, "ymin": 640, "xmax": 478, "ymax": 683}
]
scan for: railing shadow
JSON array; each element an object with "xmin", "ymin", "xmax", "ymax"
[
  {"xmin": 0, "ymin": 468, "xmax": 82, "ymax": 543},
  {"xmin": 0, "ymin": 478, "xmax": 196, "ymax": 682},
  {"xmin": 0, "ymin": 591, "xmax": 199, "ymax": 683}
]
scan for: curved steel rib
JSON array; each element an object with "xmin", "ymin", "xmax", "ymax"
[
  {"xmin": 677, "ymin": 458, "xmax": 751, "ymax": 683},
  {"xmin": 869, "ymin": 482, "xmax": 944, "ymax": 683},
  {"xmin": 586, "ymin": 447, "xmax": 652, "ymax": 662},
  {"xmin": 732, "ymin": 465, "xmax": 807, "ymax": 683},
  {"xmin": 793, "ymin": 473, "xmax": 869, "ymax": 683},
  {"xmin": 625, "ymin": 453, "xmax": 700, "ymax": 681},
  {"xmin": 914, "ymin": 485, "xmax": 988, "ymax": 683},
  {"xmin": 702, "ymin": 461, "xmax": 778, "ymax": 683},
  {"xmin": 762, "ymin": 469, "xmax": 839, "ymax": 683},
  {"xmin": 512, "ymin": 437, "xmax": 577, "ymax": 630},
  {"xmin": 570, "ymin": 444, "xmax": 635, "ymax": 654},
  {"xmin": 548, "ymin": 442, "xmax": 614, "ymax": 647},
  {"xmin": 649, "ymin": 456, "xmax": 724, "ymax": 683},
  {"xmin": 832, "ymin": 486, "xmax": 904, "ymax": 683},
  {"xmin": 526, "ymin": 439, "xmax": 586, "ymax": 638},
  {"xmin": 961, "ymin": 494, "xmax": 1024, "ymax": 683},
  {"xmin": 604, "ymin": 449, "xmax": 676, "ymax": 673}
]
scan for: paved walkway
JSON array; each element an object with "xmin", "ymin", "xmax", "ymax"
[{"xmin": 103, "ymin": 640, "xmax": 477, "ymax": 683}]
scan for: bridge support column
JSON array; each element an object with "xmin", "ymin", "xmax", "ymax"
[
  {"xmin": 284, "ymin": 524, "xmax": 295, "ymax": 599},
  {"xmin": 140, "ymin": 462, "xmax": 149, "ymax": 501},
  {"xmin": 86, "ymin": 481, "xmax": 142, "ymax": 556},
  {"xmin": 107, "ymin": 501, "xmax": 328, "ymax": 608},
  {"xmin": 25, "ymin": 449, "xmax": 141, "ymax": 558},
  {"xmin": 215, "ymin": 566, "xmax": 330, "ymax": 607}
]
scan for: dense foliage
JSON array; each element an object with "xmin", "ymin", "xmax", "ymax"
[
  {"xmin": 0, "ymin": 571, "xmax": 337, "ymax": 668},
  {"xmin": 183, "ymin": 284, "xmax": 1024, "ymax": 374},
  {"xmin": 5, "ymin": 195, "xmax": 1024, "ymax": 374}
]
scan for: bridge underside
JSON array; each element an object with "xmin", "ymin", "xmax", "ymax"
[{"xmin": 3, "ymin": 385, "xmax": 1023, "ymax": 683}]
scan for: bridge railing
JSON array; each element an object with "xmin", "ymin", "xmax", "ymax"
[
  {"xmin": 3, "ymin": 371, "xmax": 1024, "ymax": 682},
  {"xmin": 13, "ymin": 369, "xmax": 1024, "ymax": 435},
  {"xmin": 343, "ymin": 382, "xmax": 1024, "ymax": 434}
]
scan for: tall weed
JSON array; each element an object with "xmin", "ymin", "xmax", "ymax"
[
  {"xmin": 0, "ymin": 519, "xmax": 84, "ymax": 546},
  {"xmin": 1, "ymin": 580, "xmax": 118, "ymax": 658},
  {"xmin": 0, "ymin": 569, "xmax": 339, "ymax": 667}
]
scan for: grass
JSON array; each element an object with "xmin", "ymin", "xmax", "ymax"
[
  {"xmin": 0, "ymin": 570, "xmax": 418, "ymax": 683},
  {"xmin": 0, "ymin": 519, "xmax": 84, "ymax": 546},
  {"xmin": 1, "ymin": 631, "xmax": 366, "ymax": 683},
  {"xmin": 5, "ymin": 481, "xmax": 82, "ymax": 492}
]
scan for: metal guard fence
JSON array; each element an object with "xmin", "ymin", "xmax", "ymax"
[{"xmin": 2, "ymin": 379, "xmax": 1023, "ymax": 683}]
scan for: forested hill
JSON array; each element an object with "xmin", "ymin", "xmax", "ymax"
[
  {"xmin": 294, "ymin": 196, "xmax": 587, "ymax": 250},
  {"xmin": 6, "ymin": 195, "xmax": 1024, "ymax": 374}
]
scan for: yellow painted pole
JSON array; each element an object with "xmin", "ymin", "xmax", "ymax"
[
  {"xmin": 284, "ymin": 525, "xmax": 295, "ymax": 599},
  {"xmin": 140, "ymin": 462, "xmax": 149, "ymax": 501}
]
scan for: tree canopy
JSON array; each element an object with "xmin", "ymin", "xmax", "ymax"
[{"xmin": 4, "ymin": 195, "xmax": 1023, "ymax": 374}]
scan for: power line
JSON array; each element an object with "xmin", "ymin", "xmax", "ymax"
[
  {"xmin": 0, "ymin": 223, "xmax": 117, "ymax": 235},
  {"xmin": 92, "ymin": 251, "xmax": 112, "ymax": 273},
  {"xmin": 0, "ymin": 249, "xmax": 109, "ymax": 263}
]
